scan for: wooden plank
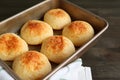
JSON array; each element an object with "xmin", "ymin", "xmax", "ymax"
[
  {"xmin": 82, "ymin": 47, "xmax": 120, "ymax": 79},
  {"xmin": 69, "ymin": 0, "xmax": 120, "ymax": 8},
  {"xmin": 0, "ymin": 0, "xmax": 43, "ymax": 21},
  {"xmin": 0, "ymin": 0, "xmax": 42, "ymax": 7}
]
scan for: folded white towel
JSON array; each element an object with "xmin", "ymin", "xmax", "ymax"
[
  {"xmin": 0, "ymin": 66, "xmax": 14, "ymax": 80},
  {"xmin": 49, "ymin": 58, "xmax": 92, "ymax": 80}
]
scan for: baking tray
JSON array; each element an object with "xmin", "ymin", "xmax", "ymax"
[{"xmin": 0, "ymin": 0, "xmax": 109, "ymax": 80}]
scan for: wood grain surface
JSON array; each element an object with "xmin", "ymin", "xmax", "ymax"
[{"xmin": 0, "ymin": 0, "xmax": 120, "ymax": 80}]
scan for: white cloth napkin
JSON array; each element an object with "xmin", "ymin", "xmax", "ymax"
[
  {"xmin": 0, "ymin": 66, "xmax": 14, "ymax": 80},
  {"xmin": 49, "ymin": 58, "xmax": 92, "ymax": 80}
]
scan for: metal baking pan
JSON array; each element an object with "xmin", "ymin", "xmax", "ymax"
[{"xmin": 0, "ymin": 0, "xmax": 109, "ymax": 80}]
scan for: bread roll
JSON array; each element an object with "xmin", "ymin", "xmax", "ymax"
[
  {"xmin": 20, "ymin": 20, "xmax": 53, "ymax": 45},
  {"xmin": 62, "ymin": 21, "xmax": 94, "ymax": 46},
  {"xmin": 41, "ymin": 35, "xmax": 75, "ymax": 64},
  {"xmin": 0, "ymin": 33, "xmax": 28, "ymax": 61},
  {"xmin": 44, "ymin": 9, "xmax": 71, "ymax": 30},
  {"xmin": 12, "ymin": 51, "xmax": 51, "ymax": 80}
]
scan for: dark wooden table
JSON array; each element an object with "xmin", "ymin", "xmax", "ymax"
[{"xmin": 0, "ymin": 0, "xmax": 120, "ymax": 80}]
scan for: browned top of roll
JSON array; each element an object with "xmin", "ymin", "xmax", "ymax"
[
  {"xmin": 25, "ymin": 20, "xmax": 45, "ymax": 35},
  {"xmin": 45, "ymin": 36, "xmax": 65, "ymax": 53},
  {"xmin": 68, "ymin": 21, "xmax": 88, "ymax": 34},
  {"xmin": 48, "ymin": 9, "xmax": 68, "ymax": 17},
  {"xmin": 21, "ymin": 51, "xmax": 45, "ymax": 70},
  {"xmin": 0, "ymin": 34, "xmax": 20, "ymax": 52}
]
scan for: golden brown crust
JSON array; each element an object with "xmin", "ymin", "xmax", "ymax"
[
  {"xmin": 13, "ymin": 51, "xmax": 52, "ymax": 80},
  {"xmin": 45, "ymin": 36, "xmax": 64, "ymax": 53},
  {"xmin": 48, "ymin": 9, "xmax": 67, "ymax": 17},
  {"xmin": 20, "ymin": 20, "xmax": 53, "ymax": 45},
  {"xmin": 0, "ymin": 33, "xmax": 20, "ymax": 54},
  {"xmin": 62, "ymin": 20, "xmax": 94, "ymax": 46},
  {"xmin": 25, "ymin": 20, "xmax": 45, "ymax": 35},
  {"xmin": 21, "ymin": 51, "xmax": 45, "ymax": 70},
  {"xmin": 0, "ymin": 33, "xmax": 28, "ymax": 61},
  {"xmin": 44, "ymin": 8, "xmax": 71, "ymax": 30},
  {"xmin": 41, "ymin": 35, "xmax": 75, "ymax": 63},
  {"xmin": 68, "ymin": 21, "xmax": 87, "ymax": 33}
]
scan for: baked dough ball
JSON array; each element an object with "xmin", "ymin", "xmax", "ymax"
[
  {"xmin": 0, "ymin": 33, "xmax": 28, "ymax": 61},
  {"xmin": 44, "ymin": 8, "xmax": 71, "ymax": 30},
  {"xmin": 20, "ymin": 20, "xmax": 53, "ymax": 45},
  {"xmin": 12, "ymin": 51, "xmax": 52, "ymax": 80},
  {"xmin": 41, "ymin": 35, "xmax": 75, "ymax": 64},
  {"xmin": 62, "ymin": 21, "xmax": 94, "ymax": 46}
]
